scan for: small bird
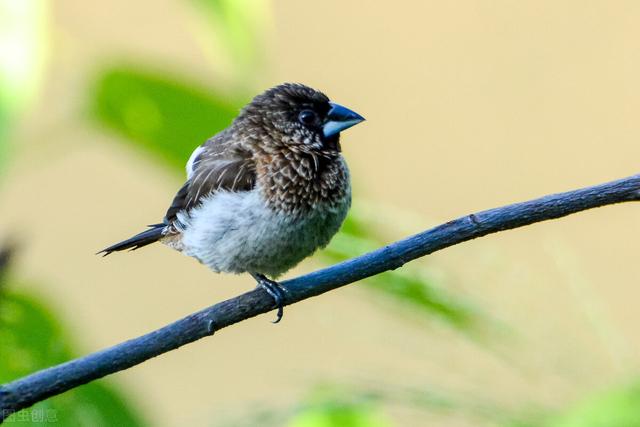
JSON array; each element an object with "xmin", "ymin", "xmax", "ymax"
[{"xmin": 100, "ymin": 83, "xmax": 364, "ymax": 322}]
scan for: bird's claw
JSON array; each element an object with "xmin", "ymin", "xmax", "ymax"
[{"xmin": 252, "ymin": 274, "xmax": 287, "ymax": 323}]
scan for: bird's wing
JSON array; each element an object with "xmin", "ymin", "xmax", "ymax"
[{"xmin": 164, "ymin": 135, "xmax": 256, "ymax": 225}]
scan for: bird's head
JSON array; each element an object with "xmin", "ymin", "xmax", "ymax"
[{"xmin": 236, "ymin": 83, "xmax": 364, "ymax": 153}]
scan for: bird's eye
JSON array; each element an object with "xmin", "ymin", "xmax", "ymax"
[{"xmin": 298, "ymin": 109, "xmax": 318, "ymax": 126}]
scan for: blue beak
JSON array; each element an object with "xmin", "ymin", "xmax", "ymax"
[{"xmin": 323, "ymin": 102, "xmax": 365, "ymax": 138}]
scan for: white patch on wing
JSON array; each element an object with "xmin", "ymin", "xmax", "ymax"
[{"xmin": 185, "ymin": 146, "xmax": 205, "ymax": 179}]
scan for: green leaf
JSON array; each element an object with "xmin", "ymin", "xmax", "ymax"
[
  {"xmin": 545, "ymin": 382, "xmax": 640, "ymax": 427},
  {"xmin": 91, "ymin": 66, "xmax": 248, "ymax": 170},
  {"xmin": 289, "ymin": 401, "xmax": 393, "ymax": 427},
  {"xmin": 289, "ymin": 407, "xmax": 391, "ymax": 427},
  {"xmin": 0, "ymin": 289, "xmax": 147, "ymax": 426}
]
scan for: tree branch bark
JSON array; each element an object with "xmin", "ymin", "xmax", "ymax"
[{"xmin": 2, "ymin": 173, "xmax": 640, "ymax": 421}]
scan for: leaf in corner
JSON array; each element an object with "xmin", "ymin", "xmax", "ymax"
[{"xmin": 0, "ymin": 289, "xmax": 147, "ymax": 426}]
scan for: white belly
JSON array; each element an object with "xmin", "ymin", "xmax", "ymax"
[{"xmin": 176, "ymin": 188, "xmax": 350, "ymax": 277}]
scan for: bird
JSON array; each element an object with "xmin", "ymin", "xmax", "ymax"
[{"xmin": 99, "ymin": 83, "xmax": 364, "ymax": 323}]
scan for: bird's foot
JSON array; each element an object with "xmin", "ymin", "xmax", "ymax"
[{"xmin": 251, "ymin": 273, "xmax": 287, "ymax": 323}]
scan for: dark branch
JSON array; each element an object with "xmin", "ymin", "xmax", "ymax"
[{"xmin": 2, "ymin": 173, "xmax": 640, "ymax": 421}]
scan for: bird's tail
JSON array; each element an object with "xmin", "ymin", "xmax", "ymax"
[{"xmin": 98, "ymin": 224, "xmax": 166, "ymax": 256}]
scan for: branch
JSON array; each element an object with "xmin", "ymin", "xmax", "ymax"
[{"xmin": 2, "ymin": 174, "xmax": 640, "ymax": 421}]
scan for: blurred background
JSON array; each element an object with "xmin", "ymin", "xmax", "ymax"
[{"xmin": 1, "ymin": 1, "xmax": 640, "ymax": 426}]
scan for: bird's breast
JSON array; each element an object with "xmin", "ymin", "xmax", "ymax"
[
  {"xmin": 177, "ymin": 184, "xmax": 350, "ymax": 277},
  {"xmin": 257, "ymin": 153, "xmax": 350, "ymax": 215}
]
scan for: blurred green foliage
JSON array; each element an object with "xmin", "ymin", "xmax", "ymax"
[
  {"xmin": 288, "ymin": 401, "xmax": 392, "ymax": 427},
  {"xmin": 215, "ymin": 382, "xmax": 540, "ymax": 427},
  {"xmin": 0, "ymin": 288, "xmax": 147, "ymax": 426},
  {"xmin": 504, "ymin": 382, "xmax": 640, "ymax": 427},
  {"xmin": 546, "ymin": 383, "xmax": 640, "ymax": 427},
  {"xmin": 215, "ymin": 386, "xmax": 396, "ymax": 427},
  {"xmin": 92, "ymin": 66, "xmax": 247, "ymax": 171}
]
